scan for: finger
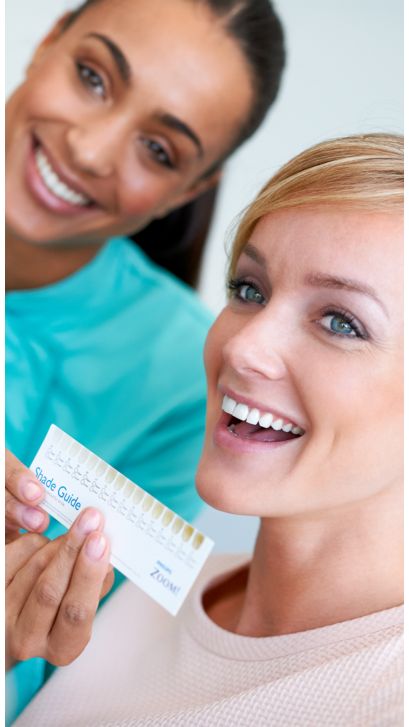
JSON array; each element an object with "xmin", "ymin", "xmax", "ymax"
[
  {"xmin": 5, "ymin": 491, "xmax": 49, "ymax": 535},
  {"xmin": 16, "ymin": 508, "xmax": 104, "ymax": 654},
  {"xmin": 6, "ymin": 449, "xmax": 45, "ymax": 506},
  {"xmin": 100, "ymin": 565, "xmax": 115, "ymax": 600},
  {"xmin": 48, "ymin": 531, "xmax": 111, "ymax": 665},
  {"xmin": 6, "ymin": 532, "xmax": 50, "ymax": 588},
  {"xmin": 6, "ymin": 534, "xmax": 63, "ymax": 664}
]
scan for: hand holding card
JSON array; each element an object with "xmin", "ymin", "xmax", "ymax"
[{"xmin": 30, "ymin": 425, "xmax": 214, "ymax": 615}]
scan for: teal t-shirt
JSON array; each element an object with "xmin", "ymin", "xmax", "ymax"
[{"xmin": 6, "ymin": 237, "xmax": 213, "ymax": 725}]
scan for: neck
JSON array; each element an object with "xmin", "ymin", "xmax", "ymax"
[
  {"xmin": 209, "ymin": 486, "xmax": 403, "ymax": 637},
  {"xmin": 6, "ymin": 227, "xmax": 102, "ymax": 291}
]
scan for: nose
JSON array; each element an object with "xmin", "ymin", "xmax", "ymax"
[
  {"xmin": 65, "ymin": 120, "xmax": 120, "ymax": 177},
  {"xmin": 223, "ymin": 311, "xmax": 288, "ymax": 382}
]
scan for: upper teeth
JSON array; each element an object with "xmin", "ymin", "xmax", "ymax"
[
  {"xmin": 222, "ymin": 395, "xmax": 304, "ymax": 435},
  {"xmin": 35, "ymin": 148, "xmax": 91, "ymax": 206}
]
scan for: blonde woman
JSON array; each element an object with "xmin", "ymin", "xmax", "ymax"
[{"xmin": 13, "ymin": 134, "xmax": 403, "ymax": 726}]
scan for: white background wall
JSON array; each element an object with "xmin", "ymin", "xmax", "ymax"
[{"xmin": 6, "ymin": 0, "xmax": 403, "ymax": 552}]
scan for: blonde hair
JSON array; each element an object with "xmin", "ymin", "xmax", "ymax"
[{"xmin": 229, "ymin": 133, "xmax": 403, "ymax": 274}]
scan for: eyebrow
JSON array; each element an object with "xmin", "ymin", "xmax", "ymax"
[
  {"xmin": 85, "ymin": 33, "xmax": 204, "ymax": 158},
  {"xmin": 242, "ymin": 244, "xmax": 388, "ymax": 316},
  {"xmin": 304, "ymin": 273, "xmax": 388, "ymax": 316},
  {"xmin": 155, "ymin": 113, "xmax": 203, "ymax": 157},
  {"xmin": 86, "ymin": 33, "xmax": 131, "ymax": 83}
]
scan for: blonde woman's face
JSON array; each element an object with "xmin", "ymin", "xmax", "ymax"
[{"xmin": 197, "ymin": 206, "xmax": 403, "ymax": 517}]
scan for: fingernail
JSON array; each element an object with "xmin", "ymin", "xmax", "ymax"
[
  {"xmin": 77, "ymin": 509, "xmax": 101, "ymax": 536},
  {"xmin": 22, "ymin": 480, "xmax": 43, "ymax": 501},
  {"xmin": 22, "ymin": 508, "xmax": 45, "ymax": 530},
  {"xmin": 85, "ymin": 532, "xmax": 106, "ymax": 561}
]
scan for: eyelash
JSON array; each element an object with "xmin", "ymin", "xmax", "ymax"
[
  {"xmin": 227, "ymin": 277, "xmax": 265, "ymax": 305},
  {"xmin": 317, "ymin": 308, "xmax": 367, "ymax": 340},
  {"xmin": 227, "ymin": 277, "xmax": 368, "ymax": 341},
  {"xmin": 140, "ymin": 138, "xmax": 175, "ymax": 170},
  {"xmin": 75, "ymin": 62, "xmax": 175, "ymax": 170},
  {"xmin": 76, "ymin": 61, "xmax": 106, "ymax": 98}
]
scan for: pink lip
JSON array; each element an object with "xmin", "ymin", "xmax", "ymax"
[
  {"xmin": 25, "ymin": 137, "xmax": 99, "ymax": 217},
  {"xmin": 220, "ymin": 386, "xmax": 305, "ymax": 431},
  {"xmin": 213, "ymin": 411, "xmax": 303, "ymax": 454}
]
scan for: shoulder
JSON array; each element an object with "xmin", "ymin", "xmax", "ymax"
[{"xmin": 111, "ymin": 237, "xmax": 214, "ymax": 332}]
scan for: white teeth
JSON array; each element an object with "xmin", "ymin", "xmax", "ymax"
[
  {"xmin": 35, "ymin": 148, "xmax": 90, "ymax": 206},
  {"xmin": 259, "ymin": 412, "xmax": 273, "ymax": 428},
  {"xmin": 222, "ymin": 394, "xmax": 304, "ymax": 435},
  {"xmin": 282, "ymin": 422, "xmax": 293, "ymax": 433},
  {"xmin": 233, "ymin": 403, "xmax": 249, "ymax": 421},
  {"xmin": 246, "ymin": 408, "xmax": 260, "ymax": 425},
  {"xmin": 272, "ymin": 418, "xmax": 284, "ymax": 431},
  {"xmin": 222, "ymin": 395, "xmax": 236, "ymax": 415}
]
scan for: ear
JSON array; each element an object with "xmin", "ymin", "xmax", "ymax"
[
  {"xmin": 27, "ymin": 12, "xmax": 74, "ymax": 74},
  {"xmin": 156, "ymin": 168, "xmax": 223, "ymax": 219}
]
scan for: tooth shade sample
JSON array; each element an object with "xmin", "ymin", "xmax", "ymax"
[
  {"xmin": 161, "ymin": 509, "xmax": 174, "ymax": 527},
  {"xmin": 272, "ymin": 418, "xmax": 284, "ymax": 431},
  {"xmin": 222, "ymin": 395, "xmax": 236, "ymax": 415},
  {"xmin": 259, "ymin": 412, "xmax": 273, "ymax": 428},
  {"xmin": 192, "ymin": 533, "xmax": 204, "ymax": 549},
  {"xmin": 246, "ymin": 408, "xmax": 260, "ymax": 425},
  {"xmin": 233, "ymin": 403, "xmax": 249, "ymax": 420},
  {"xmin": 182, "ymin": 525, "xmax": 194, "ymax": 542}
]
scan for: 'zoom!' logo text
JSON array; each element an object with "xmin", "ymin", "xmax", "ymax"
[{"xmin": 150, "ymin": 568, "xmax": 181, "ymax": 596}]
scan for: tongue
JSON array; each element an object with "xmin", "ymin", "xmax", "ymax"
[{"xmin": 230, "ymin": 420, "xmax": 295, "ymax": 442}]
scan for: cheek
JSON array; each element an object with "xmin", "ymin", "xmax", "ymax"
[
  {"xmin": 203, "ymin": 313, "xmax": 230, "ymax": 415},
  {"xmin": 304, "ymin": 350, "xmax": 403, "ymax": 473},
  {"xmin": 118, "ymin": 165, "xmax": 187, "ymax": 220},
  {"xmin": 204, "ymin": 312, "xmax": 230, "ymax": 381}
]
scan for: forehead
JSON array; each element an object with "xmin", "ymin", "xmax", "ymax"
[
  {"xmin": 63, "ymin": 0, "xmax": 253, "ymax": 156},
  {"xmin": 247, "ymin": 205, "xmax": 403, "ymax": 306}
]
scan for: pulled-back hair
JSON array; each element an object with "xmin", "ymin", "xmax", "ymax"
[
  {"xmin": 229, "ymin": 133, "xmax": 404, "ymax": 275},
  {"xmin": 63, "ymin": 0, "xmax": 285, "ymax": 163}
]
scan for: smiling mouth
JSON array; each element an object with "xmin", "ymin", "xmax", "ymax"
[
  {"xmin": 33, "ymin": 138, "xmax": 96, "ymax": 209},
  {"xmin": 222, "ymin": 394, "xmax": 305, "ymax": 443}
]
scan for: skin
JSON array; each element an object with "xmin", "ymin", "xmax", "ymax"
[
  {"xmin": 196, "ymin": 205, "xmax": 403, "ymax": 635},
  {"xmin": 6, "ymin": 0, "xmax": 253, "ymax": 289},
  {"xmin": 5, "ymin": 0, "xmax": 253, "ymax": 667},
  {"xmin": 6, "ymin": 507, "xmax": 113, "ymax": 670}
]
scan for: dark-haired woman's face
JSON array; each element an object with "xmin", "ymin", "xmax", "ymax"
[{"xmin": 6, "ymin": 0, "xmax": 252, "ymax": 246}]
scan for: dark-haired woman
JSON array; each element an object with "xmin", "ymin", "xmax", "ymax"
[{"xmin": 5, "ymin": 0, "xmax": 284, "ymax": 722}]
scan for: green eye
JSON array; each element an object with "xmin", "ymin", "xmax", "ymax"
[
  {"xmin": 320, "ymin": 312, "xmax": 362, "ymax": 338},
  {"xmin": 238, "ymin": 284, "xmax": 264, "ymax": 303},
  {"xmin": 227, "ymin": 278, "xmax": 265, "ymax": 305}
]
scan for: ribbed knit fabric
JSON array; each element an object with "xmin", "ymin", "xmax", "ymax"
[{"xmin": 14, "ymin": 554, "xmax": 403, "ymax": 727}]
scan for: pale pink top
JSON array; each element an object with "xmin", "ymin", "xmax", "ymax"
[{"xmin": 15, "ymin": 554, "xmax": 403, "ymax": 726}]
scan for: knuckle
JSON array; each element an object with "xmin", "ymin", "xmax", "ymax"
[
  {"xmin": 27, "ymin": 533, "xmax": 48, "ymax": 550},
  {"xmin": 61, "ymin": 600, "xmax": 89, "ymax": 627},
  {"xmin": 6, "ymin": 463, "xmax": 21, "ymax": 491},
  {"xmin": 34, "ymin": 579, "xmax": 61, "ymax": 609},
  {"xmin": 61, "ymin": 537, "xmax": 81, "ymax": 560},
  {"xmin": 5, "ymin": 494, "xmax": 17, "ymax": 519},
  {"xmin": 11, "ymin": 637, "xmax": 38, "ymax": 662}
]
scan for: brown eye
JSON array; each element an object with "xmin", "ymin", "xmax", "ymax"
[
  {"xmin": 76, "ymin": 62, "xmax": 105, "ymax": 98},
  {"xmin": 140, "ymin": 138, "xmax": 174, "ymax": 169}
]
